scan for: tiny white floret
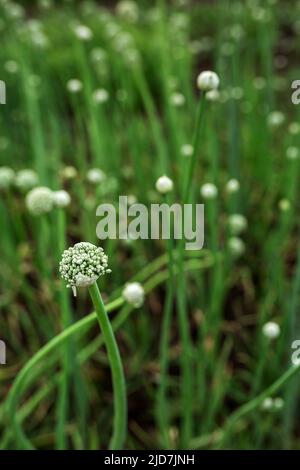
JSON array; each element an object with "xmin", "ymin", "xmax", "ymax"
[
  {"xmin": 0, "ymin": 167, "xmax": 15, "ymax": 190},
  {"xmin": 74, "ymin": 25, "xmax": 93, "ymax": 41},
  {"xmin": 170, "ymin": 92, "xmax": 185, "ymax": 107},
  {"xmin": 273, "ymin": 397, "xmax": 284, "ymax": 410},
  {"xmin": 288, "ymin": 122, "xmax": 300, "ymax": 135},
  {"xmin": 26, "ymin": 186, "xmax": 54, "ymax": 215},
  {"xmin": 262, "ymin": 397, "xmax": 273, "ymax": 410},
  {"xmin": 200, "ymin": 183, "xmax": 218, "ymax": 200},
  {"xmin": 87, "ymin": 168, "xmax": 106, "ymax": 184},
  {"xmin": 122, "ymin": 282, "xmax": 145, "ymax": 308},
  {"xmin": 278, "ymin": 198, "xmax": 291, "ymax": 212},
  {"xmin": 286, "ymin": 147, "xmax": 299, "ymax": 160},
  {"xmin": 61, "ymin": 166, "xmax": 78, "ymax": 180},
  {"xmin": 93, "ymin": 88, "xmax": 109, "ymax": 104},
  {"xmin": 262, "ymin": 321, "xmax": 280, "ymax": 339},
  {"xmin": 67, "ymin": 79, "xmax": 83, "ymax": 93},
  {"xmin": 181, "ymin": 144, "xmax": 194, "ymax": 157},
  {"xmin": 197, "ymin": 71, "xmax": 220, "ymax": 92},
  {"xmin": 52, "ymin": 190, "xmax": 71, "ymax": 208},
  {"xmin": 116, "ymin": 1, "xmax": 139, "ymax": 23},
  {"xmin": 226, "ymin": 178, "xmax": 240, "ymax": 194},
  {"xmin": 267, "ymin": 111, "xmax": 285, "ymax": 127},
  {"xmin": 206, "ymin": 89, "xmax": 220, "ymax": 102},
  {"xmin": 155, "ymin": 175, "xmax": 174, "ymax": 194},
  {"xmin": 15, "ymin": 169, "xmax": 39, "ymax": 191},
  {"xmin": 59, "ymin": 242, "xmax": 111, "ymax": 296},
  {"xmin": 227, "ymin": 237, "xmax": 245, "ymax": 257},
  {"xmin": 228, "ymin": 214, "xmax": 248, "ymax": 235},
  {"xmin": 4, "ymin": 60, "xmax": 19, "ymax": 74}
]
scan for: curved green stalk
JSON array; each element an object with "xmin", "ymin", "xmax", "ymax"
[
  {"xmin": 5, "ymin": 297, "xmax": 124, "ymax": 450},
  {"xmin": 218, "ymin": 364, "xmax": 300, "ymax": 448},
  {"xmin": 176, "ymin": 93, "xmax": 207, "ymax": 447},
  {"xmin": 190, "ymin": 364, "xmax": 300, "ymax": 449},
  {"xmin": 55, "ymin": 208, "xmax": 73, "ymax": 449},
  {"xmin": 88, "ymin": 282, "xmax": 127, "ymax": 450}
]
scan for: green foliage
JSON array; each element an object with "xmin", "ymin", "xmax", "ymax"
[{"xmin": 1, "ymin": 0, "xmax": 300, "ymax": 450}]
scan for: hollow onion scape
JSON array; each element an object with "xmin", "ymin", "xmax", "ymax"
[
  {"xmin": 59, "ymin": 242, "xmax": 126, "ymax": 450},
  {"xmin": 175, "ymin": 70, "xmax": 219, "ymax": 447},
  {"xmin": 59, "ymin": 242, "xmax": 111, "ymax": 296}
]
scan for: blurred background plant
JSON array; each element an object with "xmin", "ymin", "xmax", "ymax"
[{"xmin": 1, "ymin": 0, "xmax": 300, "ymax": 450}]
